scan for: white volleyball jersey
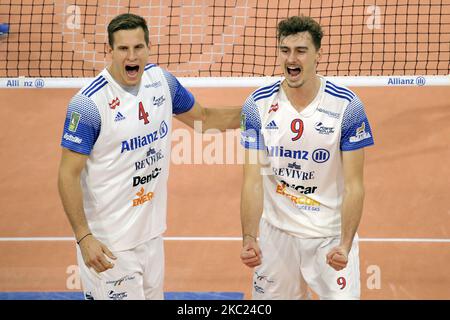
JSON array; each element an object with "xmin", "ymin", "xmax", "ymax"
[
  {"xmin": 61, "ymin": 64, "xmax": 194, "ymax": 251},
  {"xmin": 240, "ymin": 76, "xmax": 374, "ymax": 238}
]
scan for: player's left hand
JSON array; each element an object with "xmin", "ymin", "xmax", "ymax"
[{"xmin": 326, "ymin": 246, "xmax": 349, "ymax": 271}]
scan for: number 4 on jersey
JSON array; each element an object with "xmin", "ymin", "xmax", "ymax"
[{"xmin": 138, "ymin": 102, "xmax": 150, "ymax": 124}]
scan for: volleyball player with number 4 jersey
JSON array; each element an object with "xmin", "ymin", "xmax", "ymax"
[
  {"xmin": 58, "ymin": 13, "xmax": 240, "ymax": 300},
  {"xmin": 240, "ymin": 16, "xmax": 374, "ymax": 299}
]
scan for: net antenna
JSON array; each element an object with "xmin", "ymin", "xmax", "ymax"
[{"xmin": 0, "ymin": 0, "xmax": 449, "ymax": 88}]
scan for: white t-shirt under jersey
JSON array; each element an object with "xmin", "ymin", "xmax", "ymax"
[
  {"xmin": 240, "ymin": 76, "xmax": 374, "ymax": 238},
  {"xmin": 61, "ymin": 64, "xmax": 194, "ymax": 251}
]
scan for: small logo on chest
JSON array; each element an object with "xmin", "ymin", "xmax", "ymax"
[
  {"xmin": 109, "ymin": 97, "xmax": 120, "ymax": 109},
  {"xmin": 269, "ymin": 103, "xmax": 279, "ymax": 113},
  {"xmin": 114, "ymin": 112, "xmax": 126, "ymax": 122},
  {"xmin": 145, "ymin": 81, "xmax": 162, "ymax": 89},
  {"xmin": 153, "ymin": 95, "xmax": 166, "ymax": 107},
  {"xmin": 315, "ymin": 122, "xmax": 334, "ymax": 135},
  {"xmin": 265, "ymin": 120, "xmax": 279, "ymax": 130}
]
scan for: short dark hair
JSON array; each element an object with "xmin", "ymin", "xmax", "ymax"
[
  {"xmin": 277, "ymin": 15, "xmax": 323, "ymax": 50},
  {"xmin": 107, "ymin": 13, "xmax": 149, "ymax": 47}
]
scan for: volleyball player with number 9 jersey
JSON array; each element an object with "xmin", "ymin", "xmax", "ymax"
[{"xmin": 240, "ymin": 16, "xmax": 374, "ymax": 299}]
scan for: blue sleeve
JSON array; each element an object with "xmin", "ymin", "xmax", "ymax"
[
  {"xmin": 341, "ymin": 96, "xmax": 375, "ymax": 151},
  {"xmin": 162, "ymin": 69, "xmax": 195, "ymax": 115},
  {"xmin": 240, "ymin": 95, "xmax": 265, "ymax": 150},
  {"xmin": 61, "ymin": 94, "xmax": 101, "ymax": 155}
]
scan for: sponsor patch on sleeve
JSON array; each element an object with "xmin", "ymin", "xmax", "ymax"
[
  {"xmin": 68, "ymin": 112, "xmax": 81, "ymax": 132},
  {"xmin": 240, "ymin": 114, "xmax": 246, "ymax": 130}
]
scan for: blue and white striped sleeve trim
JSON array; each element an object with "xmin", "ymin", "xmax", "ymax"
[
  {"xmin": 61, "ymin": 94, "xmax": 101, "ymax": 155},
  {"xmin": 252, "ymin": 80, "xmax": 281, "ymax": 102},
  {"xmin": 240, "ymin": 95, "xmax": 265, "ymax": 150},
  {"xmin": 325, "ymin": 81, "xmax": 355, "ymax": 102},
  {"xmin": 81, "ymin": 75, "xmax": 108, "ymax": 98},
  {"xmin": 145, "ymin": 63, "xmax": 157, "ymax": 71},
  {"xmin": 162, "ymin": 69, "xmax": 195, "ymax": 115},
  {"xmin": 341, "ymin": 96, "xmax": 375, "ymax": 151}
]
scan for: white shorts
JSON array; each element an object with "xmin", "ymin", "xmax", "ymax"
[
  {"xmin": 76, "ymin": 236, "xmax": 164, "ymax": 300},
  {"xmin": 252, "ymin": 219, "xmax": 360, "ymax": 300}
]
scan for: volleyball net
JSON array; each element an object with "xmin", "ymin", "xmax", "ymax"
[{"xmin": 0, "ymin": 0, "xmax": 449, "ymax": 88}]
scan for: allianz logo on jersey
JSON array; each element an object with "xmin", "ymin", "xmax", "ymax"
[
  {"xmin": 267, "ymin": 146, "xmax": 330, "ymax": 163},
  {"xmin": 265, "ymin": 120, "xmax": 279, "ymax": 130},
  {"xmin": 132, "ymin": 187, "xmax": 154, "ymax": 207},
  {"xmin": 349, "ymin": 122, "xmax": 372, "ymax": 143},
  {"xmin": 120, "ymin": 121, "xmax": 168, "ymax": 153},
  {"xmin": 267, "ymin": 146, "xmax": 309, "ymax": 160},
  {"xmin": 114, "ymin": 112, "xmax": 126, "ymax": 122}
]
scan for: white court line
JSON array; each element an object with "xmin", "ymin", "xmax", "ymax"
[{"xmin": 0, "ymin": 237, "xmax": 449, "ymax": 243}]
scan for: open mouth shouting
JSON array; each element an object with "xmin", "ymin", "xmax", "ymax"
[
  {"xmin": 286, "ymin": 66, "xmax": 302, "ymax": 79},
  {"xmin": 125, "ymin": 64, "xmax": 140, "ymax": 80}
]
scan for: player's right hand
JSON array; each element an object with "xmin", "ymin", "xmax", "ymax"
[
  {"xmin": 240, "ymin": 239, "xmax": 262, "ymax": 268},
  {"xmin": 79, "ymin": 235, "xmax": 117, "ymax": 273}
]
